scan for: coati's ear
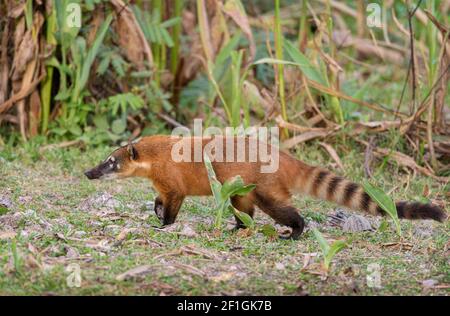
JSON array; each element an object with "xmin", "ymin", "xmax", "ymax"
[{"xmin": 127, "ymin": 143, "xmax": 138, "ymax": 161}]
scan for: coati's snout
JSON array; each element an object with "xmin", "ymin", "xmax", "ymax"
[
  {"xmin": 84, "ymin": 142, "xmax": 140, "ymax": 180},
  {"xmin": 84, "ymin": 157, "xmax": 119, "ymax": 180},
  {"xmin": 84, "ymin": 168, "xmax": 103, "ymax": 180}
]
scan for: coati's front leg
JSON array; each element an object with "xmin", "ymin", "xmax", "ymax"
[
  {"xmin": 231, "ymin": 196, "xmax": 255, "ymax": 230},
  {"xmin": 153, "ymin": 196, "xmax": 165, "ymax": 222},
  {"xmin": 154, "ymin": 192, "xmax": 185, "ymax": 226},
  {"xmin": 255, "ymin": 193, "xmax": 305, "ymax": 240}
]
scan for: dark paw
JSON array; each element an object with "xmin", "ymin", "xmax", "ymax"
[
  {"xmin": 162, "ymin": 218, "xmax": 176, "ymax": 226},
  {"xmin": 153, "ymin": 198, "xmax": 165, "ymax": 222},
  {"xmin": 230, "ymin": 224, "xmax": 246, "ymax": 232}
]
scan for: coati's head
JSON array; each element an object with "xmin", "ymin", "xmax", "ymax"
[{"xmin": 84, "ymin": 142, "xmax": 149, "ymax": 180}]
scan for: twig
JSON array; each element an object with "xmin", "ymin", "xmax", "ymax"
[
  {"xmin": 364, "ymin": 137, "xmax": 375, "ymax": 179},
  {"xmin": 39, "ymin": 140, "xmax": 83, "ymax": 153},
  {"xmin": 157, "ymin": 112, "xmax": 187, "ymax": 129},
  {"xmin": 0, "ymin": 74, "xmax": 45, "ymax": 114}
]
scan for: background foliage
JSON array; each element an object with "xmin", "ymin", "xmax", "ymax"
[{"xmin": 0, "ymin": 0, "xmax": 449, "ymax": 181}]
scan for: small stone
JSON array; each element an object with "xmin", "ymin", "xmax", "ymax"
[
  {"xmin": 0, "ymin": 196, "xmax": 12, "ymax": 209},
  {"xmin": 104, "ymin": 224, "xmax": 121, "ymax": 235},
  {"xmin": 79, "ymin": 192, "xmax": 123, "ymax": 212},
  {"xmin": 275, "ymin": 262, "xmax": 285, "ymax": 270},
  {"xmin": 179, "ymin": 224, "xmax": 198, "ymax": 237},
  {"xmin": 66, "ymin": 247, "xmax": 80, "ymax": 258},
  {"xmin": 422, "ymin": 279, "xmax": 438, "ymax": 288},
  {"xmin": 342, "ymin": 215, "xmax": 373, "ymax": 232},
  {"xmin": 73, "ymin": 231, "xmax": 87, "ymax": 238},
  {"xmin": 141, "ymin": 201, "xmax": 155, "ymax": 212}
]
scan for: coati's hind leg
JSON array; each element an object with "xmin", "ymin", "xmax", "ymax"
[
  {"xmin": 231, "ymin": 196, "xmax": 255, "ymax": 230},
  {"xmin": 154, "ymin": 192, "xmax": 185, "ymax": 226},
  {"xmin": 255, "ymin": 193, "xmax": 305, "ymax": 240}
]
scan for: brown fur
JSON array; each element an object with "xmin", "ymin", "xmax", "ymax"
[{"xmin": 84, "ymin": 135, "xmax": 447, "ymax": 239}]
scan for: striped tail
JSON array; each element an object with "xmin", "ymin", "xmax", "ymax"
[{"xmin": 297, "ymin": 167, "xmax": 447, "ymax": 222}]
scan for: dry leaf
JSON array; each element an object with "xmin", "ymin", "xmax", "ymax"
[
  {"xmin": 283, "ymin": 130, "xmax": 331, "ymax": 149},
  {"xmin": 0, "ymin": 231, "xmax": 16, "ymax": 240},
  {"xmin": 116, "ymin": 265, "xmax": 155, "ymax": 281},
  {"xmin": 319, "ymin": 142, "xmax": 344, "ymax": 170},
  {"xmin": 222, "ymin": 0, "xmax": 256, "ymax": 61},
  {"xmin": 210, "ymin": 271, "xmax": 235, "ymax": 283}
]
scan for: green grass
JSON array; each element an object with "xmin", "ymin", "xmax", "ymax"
[{"xmin": 0, "ymin": 144, "xmax": 448, "ymax": 295}]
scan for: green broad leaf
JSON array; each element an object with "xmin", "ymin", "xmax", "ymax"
[
  {"xmin": 111, "ymin": 119, "xmax": 127, "ymax": 135},
  {"xmin": 221, "ymin": 176, "xmax": 256, "ymax": 200},
  {"xmin": 363, "ymin": 181, "xmax": 401, "ymax": 236},
  {"xmin": 230, "ymin": 206, "xmax": 254, "ymax": 229},
  {"xmin": 230, "ymin": 184, "xmax": 257, "ymax": 197},
  {"xmin": 93, "ymin": 115, "xmax": 109, "ymax": 131},
  {"xmin": 312, "ymin": 228, "xmax": 347, "ymax": 270},
  {"xmin": 160, "ymin": 17, "xmax": 181, "ymax": 28},
  {"xmin": 78, "ymin": 14, "xmax": 113, "ymax": 92},
  {"xmin": 203, "ymin": 153, "xmax": 222, "ymax": 202},
  {"xmin": 378, "ymin": 219, "xmax": 389, "ymax": 232},
  {"xmin": 325, "ymin": 240, "xmax": 347, "ymax": 269},
  {"xmin": 111, "ymin": 57, "xmax": 125, "ymax": 77},
  {"xmin": 312, "ymin": 228, "xmax": 330, "ymax": 255},
  {"xmin": 215, "ymin": 32, "xmax": 242, "ymax": 66},
  {"xmin": 97, "ymin": 54, "xmax": 111, "ymax": 75},
  {"xmin": 45, "ymin": 57, "xmax": 62, "ymax": 69},
  {"xmin": 68, "ymin": 125, "xmax": 82, "ymax": 137},
  {"xmin": 130, "ymin": 71, "xmax": 153, "ymax": 78},
  {"xmin": 283, "ymin": 40, "xmax": 328, "ymax": 86},
  {"xmin": 106, "ymin": 131, "xmax": 122, "ymax": 142},
  {"xmin": 221, "ymin": 176, "xmax": 244, "ymax": 197},
  {"xmin": 214, "ymin": 202, "xmax": 227, "ymax": 229},
  {"xmin": 54, "ymin": 89, "xmax": 72, "ymax": 101},
  {"xmin": 24, "ymin": 0, "xmax": 33, "ymax": 30},
  {"xmin": 161, "ymin": 28, "xmax": 174, "ymax": 47},
  {"xmin": 51, "ymin": 127, "xmax": 68, "ymax": 136},
  {"xmin": 260, "ymin": 224, "xmax": 278, "ymax": 238}
]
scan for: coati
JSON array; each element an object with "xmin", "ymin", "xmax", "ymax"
[{"xmin": 84, "ymin": 135, "xmax": 447, "ymax": 239}]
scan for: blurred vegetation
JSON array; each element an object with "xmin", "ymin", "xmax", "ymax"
[{"xmin": 0, "ymin": 0, "xmax": 449, "ymax": 180}]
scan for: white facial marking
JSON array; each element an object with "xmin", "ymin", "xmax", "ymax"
[{"xmin": 133, "ymin": 161, "xmax": 151, "ymax": 170}]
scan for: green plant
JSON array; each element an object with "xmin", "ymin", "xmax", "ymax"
[
  {"xmin": 312, "ymin": 228, "xmax": 347, "ymax": 272},
  {"xmin": 170, "ymin": 0, "xmax": 183, "ymax": 78},
  {"xmin": 203, "ymin": 33, "xmax": 255, "ymax": 128},
  {"xmin": 10, "ymin": 239, "xmax": 22, "ymax": 274},
  {"xmin": 80, "ymin": 92, "xmax": 144, "ymax": 145},
  {"xmin": 363, "ymin": 181, "xmax": 402, "ymax": 237},
  {"xmin": 97, "ymin": 47, "xmax": 128, "ymax": 78},
  {"xmin": 203, "ymin": 153, "xmax": 256, "ymax": 230},
  {"xmin": 48, "ymin": 11, "xmax": 113, "ymax": 138},
  {"xmin": 40, "ymin": 3, "xmax": 57, "ymax": 134},
  {"xmin": 254, "ymin": 40, "xmax": 345, "ymax": 124},
  {"xmin": 132, "ymin": 4, "xmax": 181, "ymax": 86}
]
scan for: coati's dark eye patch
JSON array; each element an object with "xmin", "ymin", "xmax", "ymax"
[{"xmin": 101, "ymin": 156, "xmax": 119, "ymax": 172}]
